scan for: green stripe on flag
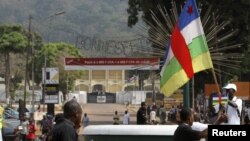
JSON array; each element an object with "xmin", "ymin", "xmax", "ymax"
[
  {"xmin": 160, "ymin": 57, "xmax": 181, "ymax": 87},
  {"xmin": 212, "ymin": 101, "xmax": 227, "ymax": 106},
  {"xmin": 160, "ymin": 69, "xmax": 189, "ymax": 97},
  {"xmin": 161, "ymin": 35, "xmax": 209, "ymax": 86},
  {"xmin": 161, "ymin": 51, "xmax": 213, "ymax": 96},
  {"xmin": 212, "ymin": 97, "xmax": 228, "ymax": 106},
  {"xmin": 188, "ymin": 35, "xmax": 209, "ymax": 58}
]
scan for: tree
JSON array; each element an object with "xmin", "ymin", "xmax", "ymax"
[
  {"xmin": 34, "ymin": 42, "xmax": 83, "ymax": 99},
  {"xmin": 27, "ymin": 31, "xmax": 43, "ymax": 87},
  {"xmin": 0, "ymin": 25, "xmax": 28, "ymax": 98},
  {"xmin": 10, "ymin": 70, "xmax": 23, "ymax": 98},
  {"xmin": 206, "ymin": 0, "xmax": 250, "ymax": 77}
]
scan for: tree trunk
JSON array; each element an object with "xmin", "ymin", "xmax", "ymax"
[
  {"xmin": 152, "ymin": 79, "xmax": 155, "ymax": 103},
  {"xmin": 62, "ymin": 92, "xmax": 67, "ymax": 102},
  {"xmin": 150, "ymin": 71, "xmax": 157, "ymax": 103},
  {"xmin": 4, "ymin": 53, "xmax": 10, "ymax": 98}
]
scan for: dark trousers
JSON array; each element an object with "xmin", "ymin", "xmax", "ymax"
[{"xmin": 21, "ymin": 134, "xmax": 26, "ymax": 141}]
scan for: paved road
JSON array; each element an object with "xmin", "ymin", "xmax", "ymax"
[{"xmin": 81, "ymin": 103, "xmax": 138, "ymax": 125}]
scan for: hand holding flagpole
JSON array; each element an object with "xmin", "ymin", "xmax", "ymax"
[{"xmin": 211, "ymin": 68, "xmax": 222, "ymax": 105}]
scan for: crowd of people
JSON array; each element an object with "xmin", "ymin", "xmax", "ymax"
[
  {"xmin": 173, "ymin": 83, "xmax": 245, "ymax": 141},
  {"xmin": 136, "ymin": 102, "xmax": 168, "ymax": 125},
  {"xmin": 134, "ymin": 83, "xmax": 247, "ymax": 141},
  {"xmin": 1, "ymin": 82, "xmax": 247, "ymax": 141},
  {"xmin": 14, "ymin": 116, "xmax": 37, "ymax": 141},
  {"xmin": 9, "ymin": 99, "xmax": 89, "ymax": 141}
]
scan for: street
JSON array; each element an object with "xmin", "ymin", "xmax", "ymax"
[{"xmin": 81, "ymin": 103, "xmax": 138, "ymax": 125}]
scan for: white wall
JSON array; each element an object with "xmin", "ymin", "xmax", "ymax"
[
  {"xmin": 116, "ymin": 91, "xmax": 148, "ymax": 105},
  {"xmin": 79, "ymin": 91, "xmax": 87, "ymax": 104},
  {"xmin": 69, "ymin": 91, "xmax": 87, "ymax": 104}
]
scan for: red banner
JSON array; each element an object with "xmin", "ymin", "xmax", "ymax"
[{"xmin": 65, "ymin": 58, "xmax": 160, "ymax": 70}]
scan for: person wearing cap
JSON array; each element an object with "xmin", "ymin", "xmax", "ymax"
[{"xmin": 214, "ymin": 83, "xmax": 242, "ymax": 125}]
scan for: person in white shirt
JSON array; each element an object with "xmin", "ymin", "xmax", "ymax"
[
  {"xmin": 20, "ymin": 116, "xmax": 29, "ymax": 141},
  {"xmin": 150, "ymin": 108, "xmax": 156, "ymax": 124},
  {"xmin": 214, "ymin": 83, "xmax": 242, "ymax": 125},
  {"xmin": 123, "ymin": 110, "xmax": 130, "ymax": 125},
  {"xmin": 6, "ymin": 96, "xmax": 10, "ymax": 107},
  {"xmin": 191, "ymin": 112, "xmax": 208, "ymax": 141}
]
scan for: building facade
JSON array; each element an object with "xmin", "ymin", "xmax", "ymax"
[{"xmin": 74, "ymin": 70, "xmax": 160, "ymax": 93}]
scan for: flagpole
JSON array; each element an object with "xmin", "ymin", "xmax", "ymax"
[
  {"xmin": 192, "ymin": 77, "xmax": 195, "ymax": 109},
  {"xmin": 211, "ymin": 68, "xmax": 221, "ymax": 104},
  {"xmin": 183, "ymin": 82, "xmax": 190, "ymax": 108}
]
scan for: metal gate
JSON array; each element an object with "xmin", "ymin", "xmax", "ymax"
[{"xmin": 87, "ymin": 92, "xmax": 116, "ymax": 103}]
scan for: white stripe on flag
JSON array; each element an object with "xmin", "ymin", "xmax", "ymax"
[
  {"xmin": 160, "ymin": 48, "xmax": 174, "ymax": 76},
  {"xmin": 212, "ymin": 97, "xmax": 228, "ymax": 100},
  {"xmin": 180, "ymin": 18, "xmax": 204, "ymax": 45}
]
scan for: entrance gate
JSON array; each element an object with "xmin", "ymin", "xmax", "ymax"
[{"xmin": 87, "ymin": 92, "xmax": 116, "ymax": 103}]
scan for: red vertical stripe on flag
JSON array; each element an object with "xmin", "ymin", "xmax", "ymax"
[{"xmin": 171, "ymin": 24, "xmax": 194, "ymax": 78}]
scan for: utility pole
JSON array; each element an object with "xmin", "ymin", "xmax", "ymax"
[
  {"xmin": 23, "ymin": 15, "xmax": 32, "ymax": 110},
  {"xmin": 31, "ymin": 15, "xmax": 35, "ymax": 115},
  {"xmin": 44, "ymin": 11, "xmax": 65, "ymax": 116},
  {"xmin": 66, "ymin": 71, "xmax": 69, "ymax": 94}
]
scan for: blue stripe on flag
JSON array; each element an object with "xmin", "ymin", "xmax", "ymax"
[
  {"xmin": 178, "ymin": 0, "xmax": 199, "ymax": 30},
  {"xmin": 163, "ymin": 42, "xmax": 170, "ymax": 64}
]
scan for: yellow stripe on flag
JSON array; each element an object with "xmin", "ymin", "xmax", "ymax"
[
  {"xmin": 161, "ymin": 52, "xmax": 213, "ymax": 97},
  {"xmin": 193, "ymin": 52, "xmax": 213, "ymax": 73},
  {"xmin": 161, "ymin": 69, "xmax": 189, "ymax": 97}
]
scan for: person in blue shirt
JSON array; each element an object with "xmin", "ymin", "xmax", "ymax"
[{"xmin": 82, "ymin": 113, "xmax": 90, "ymax": 127}]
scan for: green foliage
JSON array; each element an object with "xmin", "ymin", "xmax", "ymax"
[
  {"xmin": 204, "ymin": 0, "xmax": 250, "ymax": 76},
  {"xmin": 31, "ymin": 32, "xmax": 43, "ymax": 51},
  {"xmin": 127, "ymin": 0, "xmax": 184, "ymax": 27},
  {"xmin": 34, "ymin": 42, "xmax": 83, "ymax": 95},
  {"xmin": 241, "ymin": 45, "xmax": 250, "ymax": 74},
  {"xmin": 0, "ymin": 25, "xmax": 28, "ymax": 53},
  {"xmin": 10, "ymin": 71, "xmax": 23, "ymax": 98},
  {"xmin": 0, "ymin": 24, "xmax": 28, "ymax": 97},
  {"xmin": 127, "ymin": 0, "xmax": 139, "ymax": 27},
  {"xmin": 0, "ymin": 32, "xmax": 28, "ymax": 53}
]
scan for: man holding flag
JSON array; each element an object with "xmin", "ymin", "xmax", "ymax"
[
  {"xmin": 160, "ymin": 0, "xmax": 214, "ymax": 102},
  {"xmin": 213, "ymin": 83, "xmax": 242, "ymax": 125}
]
